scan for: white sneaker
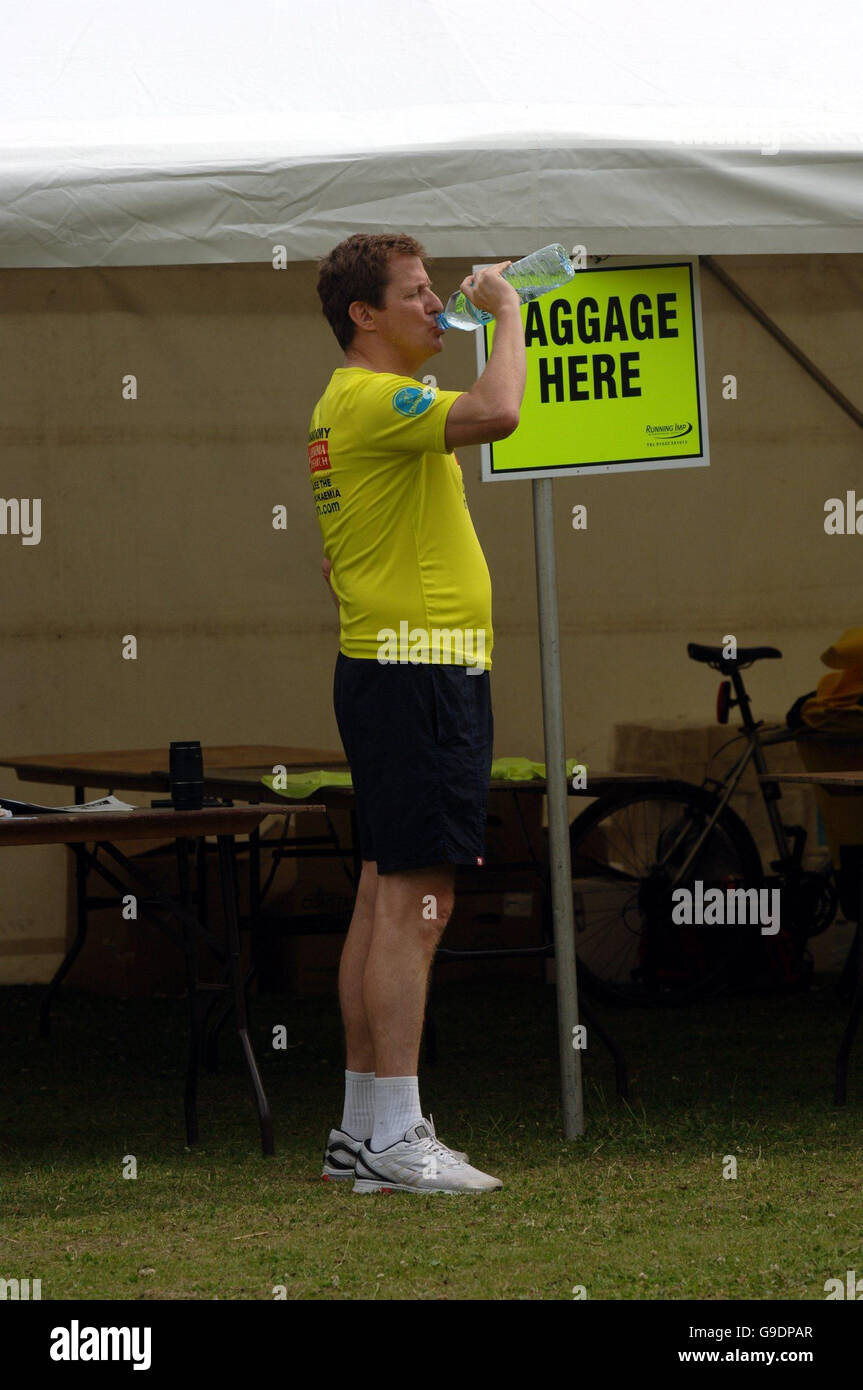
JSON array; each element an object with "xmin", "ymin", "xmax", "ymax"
[
  {"xmin": 427, "ymin": 1114, "xmax": 468, "ymax": 1164},
  {"xmin": 321, "ymin": 1128, "xmax": 363, "ymax": 1181},
  {"xmin": 353, "ymin": 1119, "xmax": 502, "ymax": 1194},
  {"xmin": 321, "ymin": 1115, "xmax": 468, "ymax": 1181}
]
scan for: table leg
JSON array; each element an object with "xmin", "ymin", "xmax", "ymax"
[
  {"xmin": 194, "ymin": 835, "xmax": 227, "ymax": 1073},
  {"xmin": 217, "ymin": 833, "xmax": 274, "ymax": 1155},
  {"xmin": 40, "ymin": 821, "xmax": 90, "ymax": 1037},
  {"xmin": 203, "ymin": 993, "xmax": 227, "ymax": 1073},
  {"xmin": 241, "ymin": 821, "xmax": 262, "ymax": 1050},
  {"xmin": 196, "ymin": 835, "xmax": 209, "ymax": 932},
  {"xmin": 176, "ymin": 836, "xmax": 200, "ymax": 1144},
  {"xmin": 203, "ymin": 829, "xmax": 248, "ymax": 1070},
  {"xmin": 92, "ymin": 839, "xmax": 232, "ymax": 1144},
  {"xmin": 249, "ymin": 825, "xmax": 261, "ymax": 921},
  {"xmin": 835, "ymin": 862, "xmax": 863, "ymax": 1104}
]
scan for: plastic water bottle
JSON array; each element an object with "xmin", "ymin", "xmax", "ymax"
[{"xmin": 436, "ymin": 243, "xmax": 575, "ymax": 332}]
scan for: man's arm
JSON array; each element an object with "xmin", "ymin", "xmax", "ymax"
[
  {"xmin": 322, "ymin": 555, "xmax": 339, "ymax": 610},
  {"xmin": 444, "ymin": 262, "xmax": 527, "ymax": 450}
]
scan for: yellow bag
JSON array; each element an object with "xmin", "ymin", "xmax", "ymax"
[{"xmin": 799, "ymin": 627, "xmax": 863, "ymax": 733}]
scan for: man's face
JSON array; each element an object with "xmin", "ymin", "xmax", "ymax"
[{"xmin": 359, "ymin": 254, "xmax": 445, "ymax": 365}]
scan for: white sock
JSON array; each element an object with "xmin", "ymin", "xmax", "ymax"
[
  {"xmin": 370, "ymin": 1075, "xmax": 423, "ymax": 1150},
  {"xmin": 340, "ymin": 1070, "xmax": 375, "ymax": 1140}
]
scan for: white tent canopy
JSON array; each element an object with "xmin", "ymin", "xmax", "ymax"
[{"xmin": 2, "ymin": 0, "xmax": 862, "ymax": 266}]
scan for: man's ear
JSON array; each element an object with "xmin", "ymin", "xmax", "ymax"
[{"xmin": 348, "ymin": 299, "xmax": 376, "ymax": 335}]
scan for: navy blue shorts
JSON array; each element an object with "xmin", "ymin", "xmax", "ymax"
[{"xmin": 333, "ymin": 652, "xmax": 494, "ymax": 874}]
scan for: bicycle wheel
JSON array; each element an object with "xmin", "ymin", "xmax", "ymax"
[{"xmin": 566, "ymin": 780, "xmax": 763, "ymax": 1005}]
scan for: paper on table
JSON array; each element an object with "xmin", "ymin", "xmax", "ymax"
[{"xmin": 0, "ymin": 794, "xmax": 137, "ymax": 816}]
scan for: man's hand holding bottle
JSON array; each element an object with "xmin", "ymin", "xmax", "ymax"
[{"xmin": 460, "ymin": 261, "xmax": 522, "ymax": 318}]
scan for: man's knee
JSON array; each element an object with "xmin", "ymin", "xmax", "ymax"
[
  {"xmin": 419, "ymin": 877, "xmax": 454, "ymax": 928},
  {"xmin": 412, "ymin": 866, "xmax": 455, "ymax": 951},
  {"xmin": 377, "ymin": 863, "xmax": 455, "ymax": 941}
]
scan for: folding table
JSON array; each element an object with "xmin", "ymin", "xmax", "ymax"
[
  {"xmin": 1, "ymin": 749, "xmax": 653, "ymax": 1108},
  {"xmin": 0, "ymin": 804, "xmax": 322, "ymax": 1154}
]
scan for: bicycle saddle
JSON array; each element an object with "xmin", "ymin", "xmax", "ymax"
[{"xmin": 687, "ymin": 642, "xmax": 782, "ymax": 672}]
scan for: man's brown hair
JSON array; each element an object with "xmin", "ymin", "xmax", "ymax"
[{"xmin": 316, "ymin": 232, "xmax": 431, "ymax": 352}]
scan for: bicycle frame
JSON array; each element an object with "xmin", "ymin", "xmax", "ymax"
[{"xmin": 653, "ymin": 665, "xmax": 796, "ymax": 887}]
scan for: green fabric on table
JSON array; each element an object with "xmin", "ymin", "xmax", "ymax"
[
  {"xmin": 261, "ymin": 757, "xmax": 586, "ymax": 801},
  {"xmin": 261, "ymin": 770, "xmax": 353, "ymax": 800},
  {"xmin": 491, "ymin": 756, "xmax": 586, "ymax": 782}
]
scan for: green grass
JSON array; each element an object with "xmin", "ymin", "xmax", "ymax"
[{"xmin": 1, "ymin": 973, "xmax": 862, "ymax": 1300}]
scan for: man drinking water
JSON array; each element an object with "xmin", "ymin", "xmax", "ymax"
[{"xmin": 309, "ymin": 233, "xmax": 526, "ymax": 1193}]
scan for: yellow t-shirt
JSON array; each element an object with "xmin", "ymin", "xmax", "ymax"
[{"xmin": 307, "ymin": 367, "xmax": 493, "ymax": 671}]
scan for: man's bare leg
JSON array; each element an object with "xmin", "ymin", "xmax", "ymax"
[
  {"xmin": 348, "ymin": 865, "xmax": 503, "ymax": 1188},
  {"xmin": 364, "ymin": 864, "xmax": 454, "ymax": 1077},
  {"xmin": 338, "ymin": 859, "xmax": 378, "ymax": 1073}
]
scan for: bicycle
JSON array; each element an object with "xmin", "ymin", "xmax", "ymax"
[{"xmin": 566, "ymin": 642, "xmax": 839, "ymax": 1005}]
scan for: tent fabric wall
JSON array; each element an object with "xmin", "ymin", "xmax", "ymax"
[{"xmin": 1, "ymin": 252, "xmax": 861, "ymax": 981}]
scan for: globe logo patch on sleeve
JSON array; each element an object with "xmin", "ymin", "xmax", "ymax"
[{"xmin": 392, "ymin": 385, "xmax": 436, "ymax": 417}]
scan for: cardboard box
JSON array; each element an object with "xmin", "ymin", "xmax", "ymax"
[
  {"xmin": 796, "ymin": 737, "xmax": 863, "ymax": 864},
  {"xmin": 483, "ymin": 788, "xmax": 544, "ymax": 865},
  {"xmin": 434, "ymin": 875, "xmax": 546, "ymax": 983},
  {"xmin": 282, "ymin": 931, "xmax": 344, "ymax": 998}
]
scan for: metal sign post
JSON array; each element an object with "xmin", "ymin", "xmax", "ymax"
[{"xmin": 532, "ymin": 477, "xmax": 584, "ymax": 1138}]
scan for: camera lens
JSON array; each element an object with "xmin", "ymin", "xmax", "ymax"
[{"xmin": 169, "ymin": 741, "xmax": 204, "ymax": 810}]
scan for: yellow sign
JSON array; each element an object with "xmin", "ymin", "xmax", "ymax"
[{"xmin": 478, "ymin": 257, "xmax": 709, "ymax": 481}]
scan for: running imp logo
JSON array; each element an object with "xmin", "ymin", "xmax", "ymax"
[{"xmin": 645, "ymin": 421, "xmax": 693, "ymax": 441}]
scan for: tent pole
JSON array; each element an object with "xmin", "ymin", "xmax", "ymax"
[
  {"xmin": 531, "ymin": 477, "xmax": 584, "ymax": 1138},
  {"xmin": 701, "ymin": 256, "xmax": 863, "ymax": 432}
]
